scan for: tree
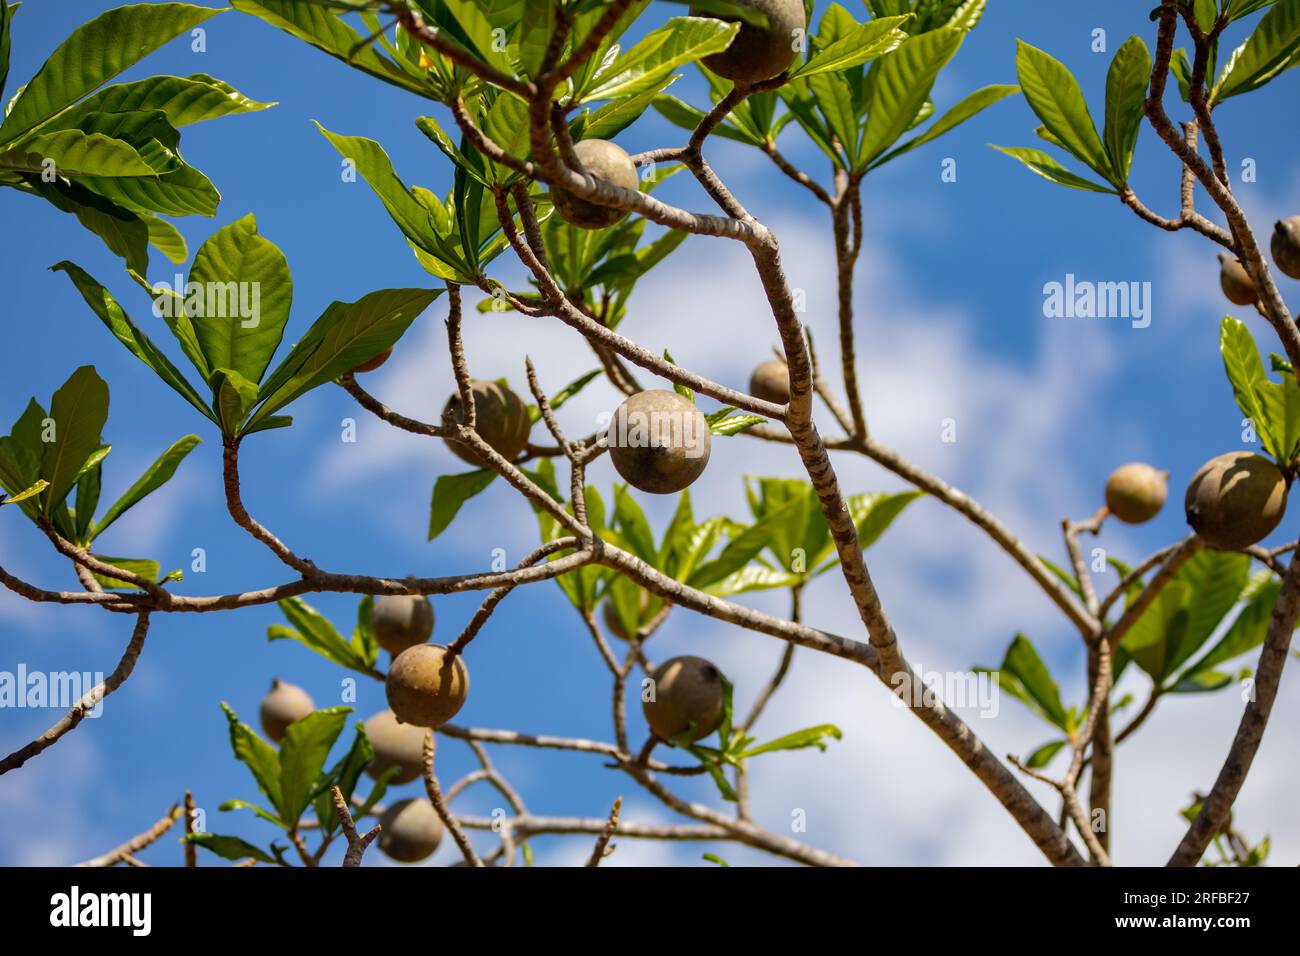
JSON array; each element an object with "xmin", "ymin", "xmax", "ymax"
[{"xmin": 0, "ymin": 0, "xmax": 1295, "ymax": 868}]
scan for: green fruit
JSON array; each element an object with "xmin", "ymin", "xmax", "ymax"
[
  {"xmin": 551, "ymin": 139, "xmax": 639, "ymax": 230},
  {"xmin": 692, "ymin": 0, "xmax": 805, "ymax": 84},
  {"xmin": 442, "ymin": 380, "xmax": 532, "ymax": 467},
  {"xmin": 258, "ymin": 678, "xmax": 314, "ymax": 744},
  {"xmin": 377, "ymin": 798, "xmax": 444, "ymax": 863},
  {"xmin": 364, "ymin": 709, "xmax": 428, "ymax": 785},
  {"xmin": 748, "ymin": 359, "xmax": 790, "ymax": 405},
  {"xmin": 607, "ymin": 389, "xmax": 711, "ymax": 495},
  {"xmin": 1218, "ymin": 252, "xmax": 1259, "ymax": 306},
  {"xmin": 603, "ymin": 590, "xmax": 653, "ymax": 641},
  {"xmin": 1104, "ymin": 462, "xmax": 1168, "ymax": 524},
  {"xmin": 351, "ymin": 347, "xmax": 392, "ymax": 375},
  {"xmin": 1185, "ymin": 451, "xmax": 1288, "ymax": 550},
  {"xmin": 373, "ymin": 595, "xmax": 435, "ymax": 656},
  {"xmin": 643, "ymin": 655, "xmax": 726, "ymax": 742},
  {"xmin": 1271, "ymin": 217, "xmax": 1300, "ymax": 280},
  {"xmin": 386, "ymin": 644, "xmax": 469, "ymax": 728}
]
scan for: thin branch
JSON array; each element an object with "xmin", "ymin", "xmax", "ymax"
[
  {"xmin": 75, "ymin": 802, "xmax": 181, "ymax": 867},
  {"xmin": 423, "ymin": 731, "xmax": 484, "ymax": 867},
  {"xmin": 585, "ymin": 796, "xmax": 622, "ymax": 866}
]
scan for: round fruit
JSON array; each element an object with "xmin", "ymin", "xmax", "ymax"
[
  {"xmin": 442, "ymin": 380, "xmax": 532, "ymax": 467},
  {"xmin": 551, "ymin": 139, "xmax": 640, "ymax": 230},
  {"xmin": 259, "ymin": 679, "xmax": 314, "ymax": 744},
  {"xmin": 364, "ymin": 709, "xmax": 428, "ymax": 785},
  {"xmin": 1219, "ymin": 252, "xmax": 1259, "ymax": 306},
  {"xmin": 1104, "ymin": 462, "xmax": 1168, "ymax": 524},
  {"xmin": 373, "ymin": 595, "xmax": 435, "ymax": 657},
  {"xmin": 692, "ymin": 0, "xmax": 805, "ymax": 84},
  {"xmin": 643, "ymin": 655, "xmax": 726, "ymax": 743},
  {"xmin": 749, "ymin": 359, "xmax": 790, "ymax": 405},
  {"xmin": 377, "ymin": 798, "xmax": 444, "ymax": 863},
  {"xmin": 1272, "ymin": 216, "xmax": 1300, "ymax": 280},
  {"xmin": 1185, "ymin": 451, "xmax": 1288, "ymax": 550},
  {"xmin": 606, "ymin": 389, "xmax": 711, "ymax": 495},
  {"xmin": 386, "ymin": 644, "xmax": 469, "ymax": 728},
  {"xmin": 603, "ymin": 590, "xmax": 653, "ymax": 641},
  {"xmin": 351, "ymin": 347, "xmax": 392, "ymax": 375}
]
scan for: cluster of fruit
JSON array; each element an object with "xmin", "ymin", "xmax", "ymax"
[{"xmin": 1217, "ymin": 217, "xmax": 1300, "ymax": 306}]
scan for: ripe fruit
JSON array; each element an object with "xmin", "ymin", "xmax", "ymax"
[
  {"xmin": 377, "ymin": 798, "xmax": 444, "ymax": 863},
  {"xmin": 1272, "ymin": 217, "xmax": 1300, "ymax": 280},
  {"xmin": 442, "ymin": 380, "xmax": 532, "ymax": 466},
  {"xmin": 364, "ymin": 709, "xmax": 428, "ymax": 785},
  {"xmin": 1185, "ymin": 451, "xmax": 1288, "ymax": 550},
  {"xmin": 749, "ymin": 359, "xmax": 790, "ymax": 405},
  {"xmin": 351, "ymin": 347, "xmax": 392, "ymax": 375},
  {"xmin": 386, "ymin": 644, "xmax": 469, "ymax": 728},
  {"xmin": 692, "ymin": 0, "xmax": 806, "ymax": 84},
  {"xmin": 606, "ymin": 389, "xmax": 711, "ymax": 495},
  {"xmin": 1218, "ymin": 252, "xmax": 1259, "ymax": 306},
  {"xmin": 551, "ymin": 139, "xmax": 640, "ymax": 230},
  {"xmin": 373, "ymin": 595, "xmax": 435, "ymax": 656},
  {"xmin": 643, "ymin": 655, "xmax": 726, "ymax": 742},
  {"xmin": 1104, "ymin": 462, "xmax": 1168, "ymax": 524},
  {"xmin": 258, "ymin": 679, "xmax": 314, "ymax": 743}
]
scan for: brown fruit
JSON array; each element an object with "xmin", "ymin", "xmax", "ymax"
[
  {"xmin": 258, "ymin": 679, "xmax": 314, "ymax": 744},
  {"xmin": 364, "ymin": 709, "xmax": 428, "ymax": 784},
  {"xmin": 551, "ymin": 139, "xmax": 639, "ymax": 230},
  {"xmin": 1219, "ymin": 252, "xmax": 1259, "ymax": 306},
  {"xmin": 692, "ymin": 0, "xmax": 805, "ymax": 84},
  {"xmin": 748, "ymin": 359, "xmax": 790, "ymax": 405},
  {"xmin": 603, "ymin": 590, "xmax": 653, "ymax": 641},
  {"xmin": 386, "ymin": 644, "xmax": 469, "ymax": 728},
  {"xmin": 1185, "ymin": 451, "xmax": 1288, "ymax": 550},
  {"xmin": 643, "ymin": 655, "xmax": 726, "ymax": 743},
  {"xmin": 606, "ymin": 389, "xmax": 711, "ymax": 495},
  {"xmin": 373, "ymin": 595, "xmax": 435, "ymax": 656},
  {"xmin": 442, "ymin": 380, "xmax": 532, "ymax": 466},
  {"xmin": 351, "ymin": 347, "xmax": 392, "ymax": 375},
  {"xmin": 377, "ymin": 798, "xmax": 444, "ymax": 863},
  {"xmin": 1272, "ymin": 217, "xmax": 1300, "ymax": 280},
  {"xmin": 1104, "ymin": 462, "xmax": 1168, "ymax": 524}
]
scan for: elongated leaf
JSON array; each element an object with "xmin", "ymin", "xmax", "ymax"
[
  {"xmin": 1220, "ymin": 316, "xmax": 1283, "ymax": 459},
  {"xmin": 40, "ymin": 366, "xmax": 108, "ymax": 513},
  {"xmin": 1214, "ymin": 0, "xmax": 1300, "ymax": 102},
  {"xmin": 871, "ymin": 84, "xmax": 1019, "ymax": 167},
  {"xmin": 278, "ymin": 707, "xmax": 351, "ymax": 828},
  {"xmin": 77, "ymin": 156, "xmax": 220, "ymax": 218},
  {"xmin": 0, "ymin": 1, "xmax": 12, "ymax": 106},
  {"xmin": 92, "ymin": 434, "xmax": 200, "ymax": 540},
  {"xmin": 428, "ymin": 469, "xmax": 497, "ymax": 540},
  {"xmin": 184, "ymin": 833, "xmax": 277, "ymax": 864},
  {"xmin": 0, "ymin": 129, "xmax": 155, "ymax": 177},
  {"xmin": 28, "ymin": 179, "xmax": 151, "ymax": 281},
  {"xmin": 1025, "ymin": 739, "xmax": 1067, "ymax": 769},
  {"xmin": 1103, "ymin": 36, "xmax": 1151, "ymax": 182},
  {"xmin": 269, "ymin": 597, "xmax": 373, "ymax": 675},
  {"xmin": 222, "ymin": 701, "xmax": 283, "ymax": 816},
  {"xmin": 1184, "ymin": 576, "xmax": 1283, "ymax": 678},
  {"xmin": 791, "ymin": 15, "xmax": 908, "ymax": 78},
  {"xmin": 736, "ymin": 724, "xmax": 842, "ymax": 758},
  {"xmin": 994, "ymin": 634, "xmax": 1068, "ymax": 729},
  {"xmin": 0, "ymin": 3, "xmax": 220, "ymax": 144},
  {"xmin": 1014, "ymin": 40, "xmax": 1109, "ymax": 179},
  {"xmin": 189, "ymin": 214, "xmax": 293, "ymax": 386},
  {"xmin": 90, "ymin": 555, "xmax": 172, "ymax": 591},
  {"xmin": 1, "ymin": 479, "xmax": 47, "ymax": 508},
  {"xmin": 1164, "ymin": 551, "xmax": 1250, "ymax": 675},
  {"xmin": 581, "ymin": 17, "xmax": 739, "ymax": 102},
  {"xmin": 76, "ymin": 459, "xmax": 102, "ymax": 542},
  {"xmin": 41, "ymin": 73, "xmax": 273, "ymax": 133},
  {"xmin": 990, "ymin": 145, "xmax": 1117, "ymax": 194},
  {"xmin": 652, "ymin": 94, "xmax": 757, "ymax": 144},
  {"xmin": 808, "ymin": 70, "xmax": 857, "ymax": 167},
  {"xmin": 860, "ymin": 28, "xmax": 965, "ymax": 167}
]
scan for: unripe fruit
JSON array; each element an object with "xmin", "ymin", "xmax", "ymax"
[
  {"xmin": 442, "ymin": 380, "xmax": 532, "ymax": 467},
  {"xmin": 643, "ymin": 655, "xmax": 726, "ymax": 742},
  {"xmin": 386, "ymin": 643, "xmax": 469, "ymax": 728},
  {"xmin": 1104, "ymin": 462, "xmax": 1168, "ymax": 524},
  {"xmin": 692, "ymin": 0, "xmax": 805, "ymax": 84},
  {"xmin": 551, "ymin": 139, "xmax": 639, "ymax": 230},
  {"xmin": 373, "ymin": 594, "xmax": 435, "ymax": 656},
  {"xmin": 1272, "ymin": 216, "xmax": 1300, "ymax": 280},
  {"xmin": 351, "ymin": 347, "xmax": 392, "ymax": 375},
  {"xmin": 258, "ymin": 679, "xmax": 314, "ymax": 743},
  {"xmin": 748, "ymin": 359, "xmax": 790, "ymax": 405},
  {"xmin": 606, "ymin": 389, "xmax": 711, "ymax": 495},
  {"xmin": 364, "ymin": 709, "xmax": 428, "ymax": 784},
  {"xmin": 377, "ymin": 798, "xmax": 444, "ymax": 863},
  {"xmin": 603, "ymin": 590, "xmax": 652, "ymax": 641},
  {"xmin": 1185, "ymin": 451, "xmax": 1288, "ymax": 550},
  {"xmin": 1218, "ymin": 252, "xmax": 1259, "ymax": 306}
]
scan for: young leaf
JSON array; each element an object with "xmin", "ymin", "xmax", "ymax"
[
  {"xmin": 989, "ymin": 145, "xmax": 1117, "ymax": 194},
  {"xmin": 579, "ymin": 17, "xmax": 739, "ymax": 102},
  {"xmin": 859, "ymin": 27, "xmax": 965, "ymax": 167},
  {"xmin": 428, "ymin": 469, "xmax": 498, "ymax": 540},
  {"xmin": 1, "ymin": 479, "xmax": 47, "ymax": 508},
  {"xmin": 1025, "ymin": 739, "xmax": 1067, "ymax": 769},
  {"xmin": 1213, "ymin": 0, "xmax": 1300, "ymax": 102},
  {"xmin": 791, "ymin": 15, "xmax": 909, "ymax": 78},
  {"xmin": 735, "ymin": 723, "xmax": 842, "ymax": 759},
  {"xmin": 221, "ymin": 702, "xmax": 283, "ymax": 816},
  {"xmin": 184, "ymin": 833, "xmax": 278, "ymax": 865},
  {"xmin": 1014, "ymin": 40, "xmax": 1110, "ymax": 180},
  {"xmin": 89, "ymin": 555, "xmax": 163, "ymax": 591},
  {"xmin": 988, "ymin": 634, "xmax": 1069, "ymax": 729},
  {"xmin": 91, "ymin": 435, "xmax": 200, "ymax": 541},
  {"xmin": 870, "ymin": 84, "xmax": 1019, "ymax": 167},
  {"xmin": 1102, "ymin": 36, "xmax": 1152, "ymax": 182},
  {"xmin": 278, "ymin": 706, "xmax": 352, "ymax": 828},
  {"xmin": 40, "ymin": 366, "xmax": 109, "ymax": 513},
  {"xmin": 270, "ymin": 597, "xmax": 375, "ymax": 676}
]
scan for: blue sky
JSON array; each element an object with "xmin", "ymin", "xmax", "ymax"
[{"xmin": 2, "ymin": 1, "xmax": 1298, "ymax": 866}]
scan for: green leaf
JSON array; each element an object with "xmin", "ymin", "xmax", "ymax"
[
  {"xmin": 278, "ymin": 706, "xmax": 351, "ymax": 828},
  {"xmin": 791, "ymin": 15, "xmax": 909, "ymax": 78},
  {"xmin": 0, "ymin": 3, "xmax": 221, "ymax": 145},
  {"xmin": 1, "ymin": 479, "xmax": 47, "ymax": 508},
  {"xmin": 0, "ymin": 129, "xmax": 155, "ymax": 177},
  {"xmin": 1025, "ymin": 739, "xmax": 1067, "ymax": 769},
  {"xmin": 183, "ymin": 833, "xmax": 277, "ymax": 865},
  {"xmin": 860, "ymin": 27, "xmax": 965, "ymax": 166},
  {"xmin": 690, "ymin": 502, "xmax": 800, "ymax": 590},
  {"xmin": 210, "ymin": 367, "xmax": 260, "ymax": 436},
  {"xmin": 313, "ymin": 721, "xmax": 373, "ymax": 838},
  {"xmin": 89, "ymin": 555, "xmax": 164, "ymax": 591},
  {"xmin": 808, "ymin": 70, "xmax": 857, "ymax": 167},
  {"xmin": 0, "ymin": 1, "xmax": 12, "ymax": 106},
  {"xmin": 989, "ymin": 145, "xmax": 1117, "ymax": 194},
  {"xmin": 581, "ymin": 17, "xmax": 739, "ymax": 102},
  {"xmin": 43, "ymin": 73, "xmax": 274, "ymax": 133},
  {"xmin": 428, "ymin": 469, "xmax": 498, "ymax": 540},
  {"xmin": 990, "ymin": 634, "xmax": 1069, "ymax": 729},
  {"xmin": 270, "ymin": 597, "xmax": 374, "ymax": 675},
  {"xmin": 189, "ymin": 214, "xmax": 293, "ymax": 387},
  {"xmin": 221, "ymin": 701, "xmax": 283, "ymax": 818},
  {"xmin": 1014, "ymin": 40, "xmax": 1109, "ymax": 180},
  {"xmin": 1102, "ymin": 36, "xmax": 1152, "ymax": 182},
  {"xmin": 216, "ymin": 798, "xmax": 285, "ymax": 828},
  {"xmin": 651, "ymin": 94, "xmax": 758, "ymax": 144},
  {"xmin": 737, "ymin": 724, "xmax": 842, "ymax": 758},
  {"xmin": 1220, "ymin": 315, "xmax": 1292, "ymax": 461},
  {"xmin": 1214, "ymin": 0, "xmax": 1300, "ymax": 102},
  {"xmin": 40, "ymin": 366, "xmax": 109, "ymax": 513},
  {"xmin": 1164, "ymin": 551, "xmax": 1251, "ymax": 676},
  {"xmin": 871, "ymin": 84, "xmax": 1019, "ymax": 167},
  {"xmin": 90, "ymin": 434, "xmax": 200, "ymax": 541},
  {"xmin": 613, "ymin": 485, "xmax": 657, "ymax": 562},
  {"xmin": 1182, "ymin": 575, "xmax": 1284, "ymax": 680},
  {"xmin": 52, "ymin": 261, "xmax": 216, "ymax": 423},
  {"xmin": 705, "ymin": 408, "xmax": 767, "ymax": 436}
]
